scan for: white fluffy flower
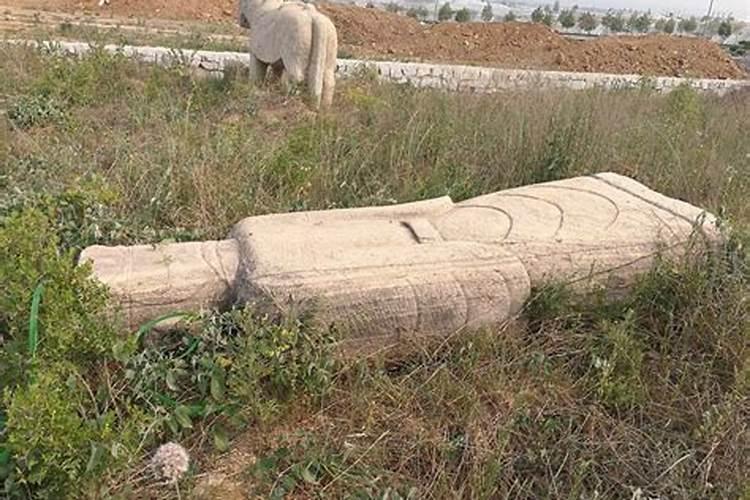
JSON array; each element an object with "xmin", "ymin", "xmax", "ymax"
[{"xmin": 150, "ymin": 442, "xmax": 190, "ymax": 483}]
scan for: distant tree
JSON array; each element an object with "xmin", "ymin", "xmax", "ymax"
[
  {"xmin": 481, "ymin": 2, "xmax": 493, "ymax": 21},
  {"xmin": 578, "ymin": 12, "xmax": 597, "ymax": 32},
  {"xmin": 654, "ymin": 18, "xmax": 666, "ymax": 31},
  {"xmin": 639, "ymin": 13, "xmax": 653, "ymax": 32},
  {"xmin": 406, "ymin": 6, "xmax": 429, "ymax": 19},
  {"xmin": 543, "ymin": 6, "xmax": 554, "ymax": 26},
  {"xmin": 699, "ymin": 16, "xmax": 723, "ymax": 36},
  {"xmin": 662, "ymin": 17, "xmax": 676, "ymax": 33},
  {"xmin": 558, "ymin": 8, "xmax": 577, "ymax": 28},
  {"xmin": 531, "ymin": 6, "xmax": 545, "ymax": 23},
  {"xmin": 504, "ymin": 10, "xmax": 516, "ymax": 21},
  {"xmin": 626, "ymin": 12, "xmax": 638, "ymax": 31},
  {"xmin": 678, "ymin": 16, "xmax": 697, "ymax": 33},
  {"xmin": 454, "ymin": 7, "xmax": 472, "ymax": 22},
  {"xmin": 438, "ymin": 1, "xmax": 454, "ymax": 21},
  {"xmin": 628, "ymin": 11, "xmax": 652, "ymax": 32},
  {"xmin": 602, "ymin": 10, "xmax": 625, "ymax": 32},
  {"xmin": 717, "ymin": 19, "xmax": 732, "ymax": 37},
  {"xmin": 553, "ymin": 0, "xmax": 560, "ymax": 13},
  {"xmin": 385, "ymin": 2, "xmax": 403, "ymax": 13}
]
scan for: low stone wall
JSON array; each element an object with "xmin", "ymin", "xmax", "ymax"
[
  {"xmin": 337, "ymin": 59, "xmax": 750, "ymax": 95},
  {"xmin": 6, "ymin": 39, "xmax": 750, "ymax": 95}
]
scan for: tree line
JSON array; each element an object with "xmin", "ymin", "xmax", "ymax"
[{"xmin": 382, "ymin": 0, "xmax": 735, "ymax": 37}]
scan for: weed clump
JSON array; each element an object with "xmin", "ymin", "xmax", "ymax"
[
  {"xmin": 0, "ymin": 208, "xmax": 116, "ymax": 384},
  {"xmin": 0, "ymin": 201, "xmax": 337, "ymax": 498},
  {"xmin": 7, "ymin": 94, "xmax": 67, "ymax": 129},
  {"xmin": 0, "ymin": 208, "xmax": 126, "ymax": 497}
]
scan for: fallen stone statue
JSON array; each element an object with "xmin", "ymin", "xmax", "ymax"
[{"xmin": 79, "ymin": 173, "xmax": 720, "ymax": 343}]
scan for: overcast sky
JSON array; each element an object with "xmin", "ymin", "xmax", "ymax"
[{"xmin": 564, "ymin": 0, "xmax": 749, "ymax": 19}]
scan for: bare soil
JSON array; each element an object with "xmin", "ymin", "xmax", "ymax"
[
  {"xmin": 4, "ymin": 0, "xmax": 238, "ymax": 22},
  {"xmin": 2, "ymin": 0, "xmax": 746, "ymax": 79},
  {"xmin": 319, "ymin": 3, "xmax": 746, "ymax": 79}
]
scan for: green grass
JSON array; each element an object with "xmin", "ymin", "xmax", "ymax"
[
  {"xmin": 27, "ymin": 282, "xmax": 43, "ymax": 361},
  {"xmin": 9, "ymin": 22, "xmax": 250, "ymax": 53},
  {"xmin": 0, "ymin": 44, "xmax": 748, "ymax": 498}
]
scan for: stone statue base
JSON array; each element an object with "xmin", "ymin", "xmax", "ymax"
[{"xmin": 79, "ymin": 173, "xmax": 720, "ymax": 339}]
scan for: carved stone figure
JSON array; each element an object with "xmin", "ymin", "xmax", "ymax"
[
  {"xmin": 238, "ymin": 0, "xmax": 338, "ymax": 109},
  {"xmin": 79, "ymin": 173, "xmax": 720, "ymax": 343}
]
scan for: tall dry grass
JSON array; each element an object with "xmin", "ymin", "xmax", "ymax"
[
  {"xmin": 0, "ymin": 46, "xmax": 747, "ymax": 498},
  {"xmin": 2, "ymin": 45, "xmax": 748, "ymax": 242}
]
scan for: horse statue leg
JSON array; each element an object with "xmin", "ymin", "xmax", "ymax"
[
  {"xmin": 279, "ymin": 55, "xmax": 307, "ymax": 100},
  {"xmin": 321, "ymin": 37, "xmax": 337, "ymax": 109},
  {"xmin": 248, "ymin": 54, "xmax": 269, "ymax": 84},
  {"xmin": 269, "ymin": 61, "xmax": 285, "ymax": 83}
]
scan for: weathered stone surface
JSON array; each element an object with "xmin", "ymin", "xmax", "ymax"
[
  {"xmin": 79, "ymin": 240, "xmax": 239, "ymax": 328},
  {"xmin": 79, "ymin": 173, "xmax": 720, "ymax": 338},
  {"xmin": 229, "ymin": 198, "xmax": 531, "ymax": 338}
]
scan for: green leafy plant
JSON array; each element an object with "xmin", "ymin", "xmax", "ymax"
[
  {"xmin": 248, "ymin": 438, "xmax": 416, "ymax": 499},
  {"xmin": 0, "ymin": 208, "xmax": 117, "ymax": 379},
  {"xmin": 7, "ymin": 93, "xmax": 67, "ymax": 129},
  {"xmin": 0, "ymin": 192, "xmax": 339, "ymax": 497},
  {"xmin": 113, "ymin": 307, "xmax": 337, "ymax": 451},
  {"xmin": 4, "ymin": 365, "xmax": 108, "ymax": 496},
  {"xmin": 589, "ymin": 310, "xmax": 646, "ymax": 408},
  {"xmin": 27, "ymin": 282, "xmax": 44, "ymax": 362},
  {"xmin": 228, "ymin": 310, "xmax": 338, "ymax": 422},
  {"xmin": 0, "ymin": 206, "xmax": 129, "ymax": 497}
]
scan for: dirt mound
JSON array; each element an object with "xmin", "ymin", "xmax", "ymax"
[
  {"xmin": 4, "ymin": 0, "xmax": 747, "ymax": 79},
  {"xmin": 318, "ymin": 3, "xmax": 745, "ymax": 79},
  {"xmin": 556, "ymin": 34, "xmax": 746, "ymax": 78},
  {"xmin": 7, "ymin": 0, "xmax": 238, "ymax": 22},
  {"xmin": 318, "ymin": 2, "xmax": 423, "ymax": 47},
  {"xmin": 319, "ymin": 3, "xmax": 563, "ymax": 65}
]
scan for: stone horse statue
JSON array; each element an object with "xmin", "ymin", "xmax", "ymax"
[{"xmin": 238, "ymin": 0, "xmax": 338, "ymax": 109}]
